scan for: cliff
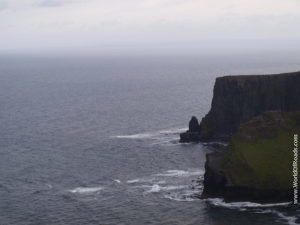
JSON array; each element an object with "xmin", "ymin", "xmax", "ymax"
[
  {"xmin": 201, "ymin": 111, "xmax": 300, "ymax": 202},
  {"xmin": 180, "ymin": 71, "xmax": 300, "ymax": 142}
]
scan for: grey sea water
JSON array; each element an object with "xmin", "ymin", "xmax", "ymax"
[{"xmin": 0, "ymin": 53, "xmax": 300, "ymax": 225}]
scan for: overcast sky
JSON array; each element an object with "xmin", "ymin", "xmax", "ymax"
[{"xmin": 1, "ymin": 0, "xmax": 300, "ymax": 53}]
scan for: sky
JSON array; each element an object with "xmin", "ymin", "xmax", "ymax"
[{"xmin": 1, "ymin": 0, "xmax": 300, "ymax": 54}]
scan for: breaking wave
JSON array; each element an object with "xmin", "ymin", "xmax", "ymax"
[
  {"xmin": 256, "ymin": 209, "xmax": 299, "ymax": 225},
  {"xmin": 207, "ymin": 198, "xmax": 292, "ymax": 209},
  {"xmin": 154, "ymin": 169, "xmax": 204, "ymax": 177},
  {"xmin": 127, "ymin": 168, "xmax": 203, "ymax": 201},
  {"xmin": 207, "ymin": 198, "xmax": 298, "ymax": 225},
  {"xmin": 164, "ymin": 189, "xmax": 201, "ymax": 202},
  {"xmin": 126, "ymin": 178, "xmax": 156, "ymax": 184},
  {"xmin": 113, "ymin": 127, "xmax": 187, "ymax": 139},
  {"xmin": 113, "ymin": 179, "xmax": 121, "ymax": 183},
  {"xmin": 126, "ymin": 179, "xmax": 141, "ymax": 184},
  {"xmin": 143, "ymin": 184, "xmax": 188, "ymax": 193},
  {"xmin": 69, "ymin": 186, "xmax": 104, "ymax": 194},
  {"xmin": 111, "ymin": 127, "xmax": 187, "ymax": 145}
]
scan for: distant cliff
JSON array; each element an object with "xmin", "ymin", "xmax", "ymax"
[
  {"xmin": 201, "ymin": 111, "xmax": 300, "ymax": 202},
  {"xmin": 180, "ymin": 71, "xmax": 300, "ymax": 142}
]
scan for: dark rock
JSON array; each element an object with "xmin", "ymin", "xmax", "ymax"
[
  {"xmin": 189, "ymin": 116, "xmax": 200, "ymax": 132},
  {"xmin": 199, "ymin": 72, "xmax": 300, "ymax": 141},
  {"xmin": 201, "ymin": 151, "xmax": 227, "ymax": 197},
  {"xmin": 179, "ymin": 131, "xmax": 201, "ymax": 143},
  {"xmin": 179, "ymin": 116, "xmax": 201, "ymax": 142},
  {"xmin": 180, "ymin": 71, "xmax": 300, "ymax": 142}
]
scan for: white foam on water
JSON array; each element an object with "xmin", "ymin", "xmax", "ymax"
[
  {"xmin": 207, "ymin": 198, "xmax": 299, "ymax": 224},
  {"xmin": 158, "ymin": 128, "xmax": 188, "ymax": 135},
  {"xmin": 127, "ymin": 178, "xmax": 166, "ymax": 185},
  {"xmin": 151, "ymin": 138, "xmax": 180, "ymax": 146},
  {"xmin": 144, "ymin": 184, "xmax": 188, "ymax": 193},
  {"xmin": 126, "ymin": 168, "xmax": 204, "ymax": 202},
  {"xmin": 126, "ymin": 178, "xmax": 155, "ymax": 184},
  {"xmin": 127, "ymin": 179, "xmax": 140, "ymax": 184},
  {"xmin": 113, "ymin": 179, "xmax": 121, "ymax": 183},
  {"xmin": 69, "ymin": 186, "xmax": 103, "ymax": 194},
  {"xmin": 164, "ymin": 189, "xmax": 200, "ymax": 202},
  {"xmin": 255, "ymin": 209, "xmax": 299, "ymax": 225},
  {"xmin": 155, "ymin": 169, "xmax": 204, "ymax": 177},
  {"xmin": 127, "ymin": 169, "xmax": 203, "ymax": 185},
  {"xmin": 113, "ymin": 133, "xmax": 154, "ymax": 139},
  {"xmin": 272, "ymin": 211, "xmax": 299, "ymax": 225},
  {"xmin": 207, "ymin": 198, "xmax": 292, "ymax": 209},
  {"xmin": 111, "ymin": 127, "xmax": 187, "ymax": 140}
]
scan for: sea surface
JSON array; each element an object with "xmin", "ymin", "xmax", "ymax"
[{"xmin": 0, "ymin": 52, "xmax": 300, "ymax": 225}]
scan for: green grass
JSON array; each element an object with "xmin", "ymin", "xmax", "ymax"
[{"xmin": 222, "ymin": 111, "xmax": 300, "ymax": 190}]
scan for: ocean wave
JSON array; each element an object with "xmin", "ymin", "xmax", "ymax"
[
  {"xmin": 111, "ymin": 127, "xmax": 187, "ymax": 140},
  {"xmin": 113, "ymin": 133, "xmax": 155, "ymax": 139},
  {"xmin": 151, "ymin": 138, "xmax": 181, "ymax": 146},
  {"xmin": 126, "ymin": 168, "xmax": 203, "ymax": 201},
  {"xmin": 127, "ymin": 169, "xmax": 203, "ymax": 184},
  {"xmin": 126, "ymin": 179, "xmax": 141, "ymax": 184},
  {"xmin": 126, "ymin": 178, "xmax": 156, "ymax": 184},
  {"xmin": 207, "ymin": 198, "xmax": 292, "ymax": 209},
  {"xmin": 113, "ymin": 179, "xmax": 121, "ymax": 183},
  {"xmin": 157, "ymin": 128, "xmax": 188, "ymax": 135},
  {"xmin": 164, "ymin": 189, "xmax": 200, "ymax": 202},
  {"xmin": 144, "ymin": 184, "xmax": 188, "ymax": 193},
  {"xmin": 206, "ymin": 198, "xmax": 299, "ymax": 224},
  {"xmin": 69, "ymin": 186, "xmax": 103, "ymax": 194},
  {"xmin": 155, "ymin": 169, "xmax": 204, "ymax": 177},
  {"xmin": 256, "ymin": 209, "xmax": 299, "ymax": 225}
]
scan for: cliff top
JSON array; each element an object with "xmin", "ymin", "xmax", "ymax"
[
  {"xmin": 217, "ymin": 71, "xmax": 300, "ymax": 81},
  {"xmin": 223, "ymin": 110, "xmax": 300, "ymax": 190}
]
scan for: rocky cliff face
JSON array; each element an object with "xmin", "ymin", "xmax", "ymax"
[
  {"xmin": 180, "ymin": 71, "xmax": 300, "ymax": 142},
  {"xmin": 202, "ymin": 111, "xmax": 300, "ymax": 202}
]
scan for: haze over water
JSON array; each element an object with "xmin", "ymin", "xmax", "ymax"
[{"xmin": 0, "ymin": 52, "xmax": 300, "ymax": 225}]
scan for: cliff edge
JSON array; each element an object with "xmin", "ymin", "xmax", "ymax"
[{"xmin": 180, "ymin": 71, "xmax": 300, "ymax": 142}]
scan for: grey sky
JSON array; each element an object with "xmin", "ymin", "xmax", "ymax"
[{"xmin": 1, "ymin": 0, "xmax": 300, "ymax": 53}]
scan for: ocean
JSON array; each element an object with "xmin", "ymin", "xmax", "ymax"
[{"xmin": 0, "ymin": 52, "xmax": 299, "ymax": 225}]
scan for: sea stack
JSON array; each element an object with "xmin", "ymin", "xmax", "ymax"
[
  {"xmin": 179, "ymin": 116, "xmax": 201, "ymax": 142},
  {"xmin": 189, "ymin": 116, "xmax": 201, "ymax": 132}
]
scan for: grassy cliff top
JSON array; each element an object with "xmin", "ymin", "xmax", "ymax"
[{"xmin": 222, "ymin": 111, "xmax": 300, "ymax": 190}]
